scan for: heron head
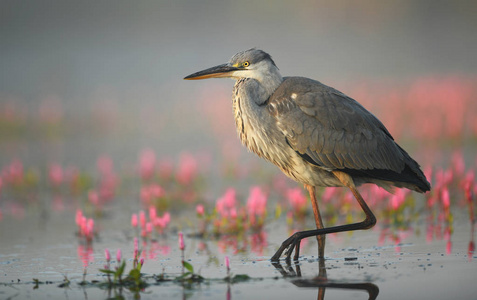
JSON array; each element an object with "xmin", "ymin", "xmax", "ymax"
[{"xmin": 184, "ymin": 48, "xmax": 281, "ymax": 82}]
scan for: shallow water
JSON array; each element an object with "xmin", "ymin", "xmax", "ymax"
[
  {"xmin": 1, "ymin": 130, "xmax": 476, "ymax": 300},
  {"xmin": 1, "ymin": 187, "xmax": 476, "ymax": 300}
]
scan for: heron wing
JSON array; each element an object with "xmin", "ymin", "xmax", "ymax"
[{"xmin": 267, "ymin": 77, "xmax": 405, "ymax": 172}]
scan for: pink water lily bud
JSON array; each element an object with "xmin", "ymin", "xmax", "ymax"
[
  {"xmin": 116, "ymin": 249, "xmax": 122, "ymax": 262},
  {"xmin": 146, "ymin": 222, "xmax": 153, "ymax": 234},
  {"xmin": 131, "ymin": 213, "xmax": 138, "ymax": 227},
  {"xmin": 179, "ymin": 232, "xmax": 185, "ymax": 251},
  {"xmin": 149, "ymin": 206, "xmax": 157, "ymax": 221},
  {"xmin": 104, "ymin": 248, "xmax": 111, "ymax": 262},
  {"xmin": 196, "ymin": 204, "xmax": 205, "ymax": 216},
  {"xmin": 442, "ymin": 187, "xmax": 450, "ymax": 209},
  {"xmin": 225, "ymin": 256, "xmax": 230, "ymax": 270},
  {"xmin": 75, "ymin": 209, "xmax": 83, "ymax": 226},
  {"xmin": 139, "ymin": 210, "xmax": 146, "ymax": 228}
]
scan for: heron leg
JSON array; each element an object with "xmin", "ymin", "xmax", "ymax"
[
  {"xmin": 305, "ymin": 184, "xmax": 325, "ymax": 259},
  {"xmin": 271, "ymin": 171, "xmax": 376, "ymax": 262}
]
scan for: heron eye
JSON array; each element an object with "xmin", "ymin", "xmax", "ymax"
[{"xmin": 243, "ymin": 61, "xmax": 250, "ymax": 67}]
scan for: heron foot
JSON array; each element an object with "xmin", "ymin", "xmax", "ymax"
[{"xmin": 271, "ymin": 231, "xmax": 304, "ymax": 262}]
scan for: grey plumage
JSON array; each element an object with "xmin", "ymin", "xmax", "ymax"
[
  {"xmin": 266, "ymin": 76, "xmax": 429, "ymax": 192},
  {"xmin": 185, "ymin": 48, "xmax": 430, "ymax": 262}
]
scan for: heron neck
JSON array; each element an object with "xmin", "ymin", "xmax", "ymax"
[
  {"xmin": 259, "ymin": 72, "xmax": 283, "ymax": 100},
  {"xmin": 245, "ymin": 70, "xmax": 283, "ymax": 105}
]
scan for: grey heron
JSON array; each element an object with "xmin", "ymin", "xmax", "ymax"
[{"xmin": 184, "ymin": 48, "xmax": 430, "ymax": 262}]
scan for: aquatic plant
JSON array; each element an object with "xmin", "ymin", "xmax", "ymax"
[
  {"xmin": 246, "ymin": 186, "xmax": 268, "ymax": 229},
  {"xmin": 99, "ymin": 248, "xmax": 146, "ymax": 291},
  {"xmin": 224, "ymin": 255, "xmax": 230, "ymax": 278},
  {"xmin": 132, "ymin": 207, "xmax": 171, "ymax": 238},
  {"xmin": 75, "ymin": 209, "xmax": 95, "ymax": 243},
  {"xmin": 286, "ymin": 187, "xmax": 308, "ymax": 218}
]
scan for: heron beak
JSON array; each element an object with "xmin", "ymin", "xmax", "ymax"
[{"xmin": 184, "ymin": 63, "xmax": 239, "ymax": 80}]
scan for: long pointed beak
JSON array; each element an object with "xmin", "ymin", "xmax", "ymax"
[{"xmin": 184, "ymin": 63, "xmax": 239, "ymax": 80}]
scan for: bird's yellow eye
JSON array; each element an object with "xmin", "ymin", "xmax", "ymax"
[{"xmin": 243, "ymin": 61, "xmax": 250, "ymax": 67}]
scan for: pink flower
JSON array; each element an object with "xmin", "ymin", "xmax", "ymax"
[
  {"xmin": 196, "ymin": 204, "xmax": 205, "ymax": 216},
  {"xmin": 104, "ymin": 248, "xmax": 111, "ymax": 262},
  {"xmin": 140, "ymin": 258, "xmax": 145, "ymax": 267},
  {"xmin": 442, "ymin": 187, "xmax": 450, "ymax": 209},
  {"xmin": 75, "ymin": 209, "xmax": 84, "ymax": 226},
  {"xmin": 140, "ymin": 184, "xmax": 164, "ymax": 204},
  {"xmin": 5, "ymin": 159, "xmax": 24, "ymax": 185},
  {"xmin": 390, "ymin": 189, "xmax": 406, "ymax": 210},
  {"xmin": 178, "ymin": 232, "xmax": 185, "ymax": 251},
  {"xmin": 139, "ymin": 210, "xmax": 146, "ymax": 228},
  {"xmin": 131, "ymin": 213, "xmax": 138, "ymax": 227},
  {"xmin": 286, "ymin": 188, "xmax": 307, "ymax": 213},
  {"xmin": 446, "ymin": 240, "xmax": 452, "ymax": 255},
  {"xmin": 463, "ymin": 171, "xmax": 475, "ymax": 203},
  {"xmin": 247, "ymin": 186, "xmax": 267, "ymax": 217},
  {"xmin": 75, "ymin": 209, "xmax": 95, "ymax": 242},
  {"xmin": 146, "ymin": 222, "xmax": 153, "ymax": 234},
  {"xmin": 224, "ymin": 255, "xmax": 230, "ymax": 270},
  {"xmin": 149, "ymin": 206, "xmax": 157, "ymax": 221},
  {"xmin": 86, "ymin": 219, "xmax": 94, "ymax": 239},
  {"xmin": 116, "ymin": 249, "xmax": 122, "ymax": 262},
  {"xmin": 153, "ymin": 212, "xmax": 170, "ymax": 231},
  {"xmin": 216, "ymin": 188, "xmax": 237, "ymax": 218},
  {"xmin": 48, "ymin": 163, "xmax": 64, "ymax": 186},
  {"xmin": 435, "ymin": 168, "xmax": 453, "ymax": 191},
  {"xmin": 149, "ymin": 184, "xmax": 164, "ymax": 198}
]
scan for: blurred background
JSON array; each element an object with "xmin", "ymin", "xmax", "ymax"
[{"xmin": 1, "ymin": 0, "xmax": 476, "ymax": 168}]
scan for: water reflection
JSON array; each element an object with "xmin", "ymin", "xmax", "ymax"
[{"xmin": 272, "ymin": 259, "xmax": 379, "ymax": 300}]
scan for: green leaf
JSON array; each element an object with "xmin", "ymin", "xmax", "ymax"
[
  {"xmin": 117, "ymin": 260, "xmax": 126, "ymax": 276},
  {"xmin": 128, "ymin": 268, "xmax": 141, "ymax": 280},
  {"xmin": 99, "ymin": 269, "xmax": 116, "ymax": 275},
  {"xmin": 232, "ymin": 274, "xmax": 251, "ymax": 283},
  {"xmin": 182, "ymin": 261, "xmax": 194, "ymax": 273},
  {"xmin": 175, "ymin": 272, "xmax": 192, "ymax": 281}
]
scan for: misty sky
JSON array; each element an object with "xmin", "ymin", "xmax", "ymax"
[{"xmin": 1, "ymin": 0, "xmax": 476, "ymax": 100}]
